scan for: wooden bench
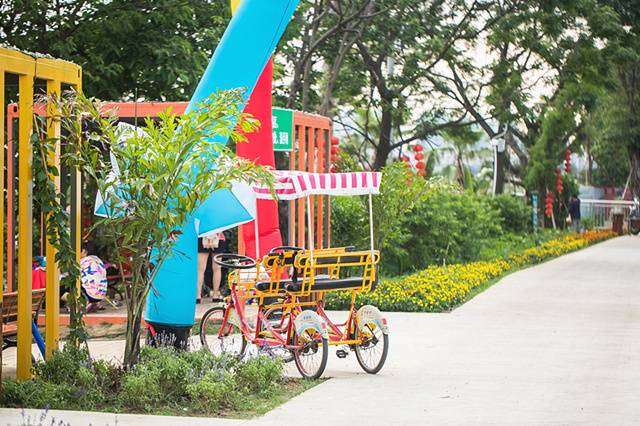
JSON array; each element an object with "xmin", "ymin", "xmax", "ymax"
[{"xmin": 1, "ymin": 289, "xmax": 46, "ymax": 350}]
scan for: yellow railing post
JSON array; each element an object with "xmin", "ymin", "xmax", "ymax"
[
  {"xmin": 0, "ymin": 68, "xmax": 5, "ymax": 385},
  {"xmin": 45, "ymin": 79, "xmax": 62, "ymax": 359},
  {"xmin": 71, "ymin": 80, "xmax": 83, "ymax": 300},
  {"xmin": 16, "ymin": 73, "xmax": 34, "ymax": 380},
  {"xmin": 0, "ymin": 47, "xmax": 82, "ymax": 380}
]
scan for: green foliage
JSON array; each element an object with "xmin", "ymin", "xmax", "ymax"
[
  {"xmin": 185, "ymin": 372, "xmax": 237, "ymax": 412},
  {"xmin": 32, "ymin": 121, "xmax": 85, "ymax": 347},
  {"xmin": 235, "ymin": 356, "xmax": 283, "ymax": 394},
  {"xmin": 477, "ymin": 229, "xmax": 559, "ymax": 261},
  {"xmin": 332, "ymin": 164, "xmax": 537, "ymax": 275},
  {"xmin": 396, "ymin": 190, "xmax": 502, "ymax": 273},
  {"xmin": 0, "ymin": 0, "xmax": 229, "ymax": 100},
  {"xmin": 330, "ymin": 196, "xmax": 368, "ymax": 250},
  {"xmin": 47, "ymin": 90, "xmax": 273, "ymax": 368},
  {"xmin": 0, "ymin": 380, "xmax": 73, "ymax": 409},
  {"xmin": 1, "ymin": 346, "xmax": 292, "ymax": 417},
  {"xmin": 32, "ymin": 346, "xmax": 94, "ymax": 387},
  {"xmin": 585, "ymin": 90, "xmax": 633, "ymax": 186},
  {"xmin": 485, "ymin": 195, "xmax": 531, "ymax": 234}
]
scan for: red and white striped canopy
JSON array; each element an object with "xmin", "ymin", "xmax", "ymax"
[{"xmin": 253, "ymin": 170, "xmax": 382, "ymax": 200}]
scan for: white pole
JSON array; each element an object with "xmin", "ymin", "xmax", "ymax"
[
  {"xmin": 254, "ymin": 213, "xmax": 260, "ymax": 260},
  {"xmin": 492, "ymin": 145, "xmax": 498, "ymax": 195},
  {"xmin": 306, "ymin": 196, "xmax": 314, "ymax": 260},
  {"xmin": 368, "ymin": 193, "xmax": 374, "ymax": 253}
]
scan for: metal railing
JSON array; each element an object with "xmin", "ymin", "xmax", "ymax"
[{"xmin": 580, "ymin": 199, "xmax": 639, "ymax": 230}]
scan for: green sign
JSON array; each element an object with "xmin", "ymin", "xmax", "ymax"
[{"xmin": 272, "ymin": 107, "xmax": 293, "ymax": 151}]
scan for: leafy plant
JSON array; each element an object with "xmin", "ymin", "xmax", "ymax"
[
  {"xmin": 32, "ymin": 120, "xmax": 85, "ymax": 347},
  {"xmin": 44, "ymin": 90, "xmax": 274, "ymax": 368},
  {"xmin": 1, "ymin": 346, "xmax": 294, "ymax": 417},
  {"xmin": 484, "ymin": 194, "xmax": 531, "ymax": 234}
]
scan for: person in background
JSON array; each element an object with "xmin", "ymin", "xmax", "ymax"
[
  {"xmin": 197, "ymin": 232, "xmax": 226, "ymax": 304},
  {"xmin": 569, "ymin": 195, "xmax": 582, "ymax": 233},
  {"xmin": 79, "ymin": 241, "xmax": 108, "ymax": 313}
]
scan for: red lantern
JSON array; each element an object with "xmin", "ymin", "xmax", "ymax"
[
  {"xmin": 417, "ymin": 169, "xmax": 427, "ymax": 177},
  {"xmin": 329, "ymin": 165, "xmax": 336, "ymax": 173},
  {"xmin": 330, "ymin": 146, "xmax": 339, "ymax": 155},
  {"xmin": 556, "ymin": 168, "xmax": 563, "ymax": 194},
  {"xmin": 401, "ymin": 155, "xmax": 410, "ymax": 162},
  {"xmin": 414, "ymin": 152, "xmax": 424, "ymax": 161},
  {"xmin": 565, "ymin": 148, "xmax": 571, "ymax": 173},
  {"xmin": 545, "ymin": 190, "xmax": 554, "ymax": 218},
  {"xmin": 331, "ymin": 136, "xmax": 340, "ymax": 146},
  {"xmin": 415, "ymin": 161, "xmax": 425, "ymax": 169},
  {"xmin": 413, "ymin": 144, "xmax": 424, "ymax": 152}
]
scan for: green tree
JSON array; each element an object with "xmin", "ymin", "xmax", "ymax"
[
  {"xmin": 0, "ymin": 0, "xmax": 229, "ymax": 100},
  {"xmin": 585, "ymin": 92, "xmax": 632, "ymax": 186},
  {"xmin": 49, "ymin": 90, "xmax": 272, "ymax": 367},
  {"xmin": 435, "ymin": 1, "xmax": 601, "ymax": 195},
  {"xmin": 438, "ymin": 126, "xmax": 488, "ymax": 191},
  {"xmin": 592, "ymin": 0, "xmax": 640, "ymax": 196}
]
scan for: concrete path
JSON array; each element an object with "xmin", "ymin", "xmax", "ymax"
[
  {"xmin": 2, "ymin": 236, "xmax": 639, "ymax": 425},
  {"xmin": 259, "ymin": 236, "xmax": 640, "ymax": 425}
]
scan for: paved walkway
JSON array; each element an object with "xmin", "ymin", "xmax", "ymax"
[
  {"xmin": 2, "ymin": 236, "xmax": 639, "ymax": 425},
  {"xmin": 261, "ymin": 236, "xmax": 640, "ymax": 425}
]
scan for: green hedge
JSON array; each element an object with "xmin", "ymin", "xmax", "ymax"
[
  {"xmin": 331, "ymin": 166, "xmax": 533, "ymax": 275},
  {"xmin": 1, "ymin": 345, "xmax": 297, "ymax": 417}
]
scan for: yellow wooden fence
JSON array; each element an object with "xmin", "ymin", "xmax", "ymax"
[{"xmin": 0, "ymin": 46, "xmax": 82, "ymax": 380}]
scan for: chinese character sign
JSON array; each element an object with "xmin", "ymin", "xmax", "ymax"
[{"xmin": 272, "ymin": 107, "xmax": 293, "ymax": 151}]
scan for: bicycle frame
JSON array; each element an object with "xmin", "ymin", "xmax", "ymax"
[{"xmin": 217, "ymin": 278, "xmax": 304, "ymax": 350}]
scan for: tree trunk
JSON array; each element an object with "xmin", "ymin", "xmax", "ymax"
[
  {"xmin": 319, "ymin": 37, "xmax": 350, "ymax": 116},
  {"xmin": 372, "ymin": 100, "xmax": 393, "ymax": 170},
  {"xmin": 123, "ymin": 297, "xmax": 144, "ymax": 369},
  {"xmin": 319, "ymin": 3, "xmax": 373, "ymax": 116},
  {"xmin": 301, "ymin": 54, "xmax": 314, "ymax": 111},
  {"xmin": 286, "ymin": 0, "xmax": 323, "ymax": 109},
  {"xmin": 628, "ymin": 146, "xmax": 640, "ymax": 199}
]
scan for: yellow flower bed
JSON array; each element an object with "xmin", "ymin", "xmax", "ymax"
[{"xmin": 325, "ymin": 230, "xmax": 617, "ymax": 312}]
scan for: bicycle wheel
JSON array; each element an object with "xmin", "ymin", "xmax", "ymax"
[
  {"xmin": 354, "ymin": 322, "xmax": 388, "ymax": 374},
  {"xmin": 261, "ymin": 307, "xmax": 294, "ymax": 363},
  {"xmin": 292, "ymin": 328, "xmax": 328, "ymax": 379},
  {"xmin": 199, "ymin": 306, "xmax": 246, "ymax": 357}
]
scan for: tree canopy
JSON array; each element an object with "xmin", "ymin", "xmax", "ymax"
[{"xmin": 3, "ymin": 0, "xmax": 639, "ymax": 196}]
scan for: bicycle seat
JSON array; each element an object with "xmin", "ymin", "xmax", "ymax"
[
  {"xmin": 286, "ymin": 277, "xmax": 367, "ymax": 292},
  {"xmin": 255, "ymin": 280, "xmax": 293, "ymax": 292}
]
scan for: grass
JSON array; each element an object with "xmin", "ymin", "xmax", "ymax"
[{"xmin": 227, "ymin": 378, "xmax": 324, "ymax": 419}]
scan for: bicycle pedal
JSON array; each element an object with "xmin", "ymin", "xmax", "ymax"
[{"xmin": 336, "ymin": 349, "xmax": 349, "ymax": 359}]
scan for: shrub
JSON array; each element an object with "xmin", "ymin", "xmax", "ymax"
[
  {"xmin": 330, "ymin": 167, "xmax": 534, "ymax": 275},
  {"xmin": 331, "ymin": 196, "xmax": 368, "ymax": 250},
  {"xmin": 484, "ymin": 194, "xmax": 531, "ymax": 233},
  {"xmin": 393, "ymin": 190, "xmax": 502, "ymax": 274},
  {"xmin": 30, "ymin": 345, "xmax": 105, "ymax": 409},
  {"xmin": 185, "ymin": 372, "xmax": 237, "ymax": 411},
  {"xmin": 0, "ymin": 380, "xmax": 73, "ymax": 409},
  {"xmin": 235, "ymin": 356, "xmax": 283, "ymax": 394},
  {"xmin": 33, "ymin": 345, "xmax": 93, "ymax": 387},
  {"xmin": 118, "ymin": 368, "xmax": 163, "ymax": 411},
  {"xmin": 1, "ymin": 345, "xmax": 291, "ymax": 416}
]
